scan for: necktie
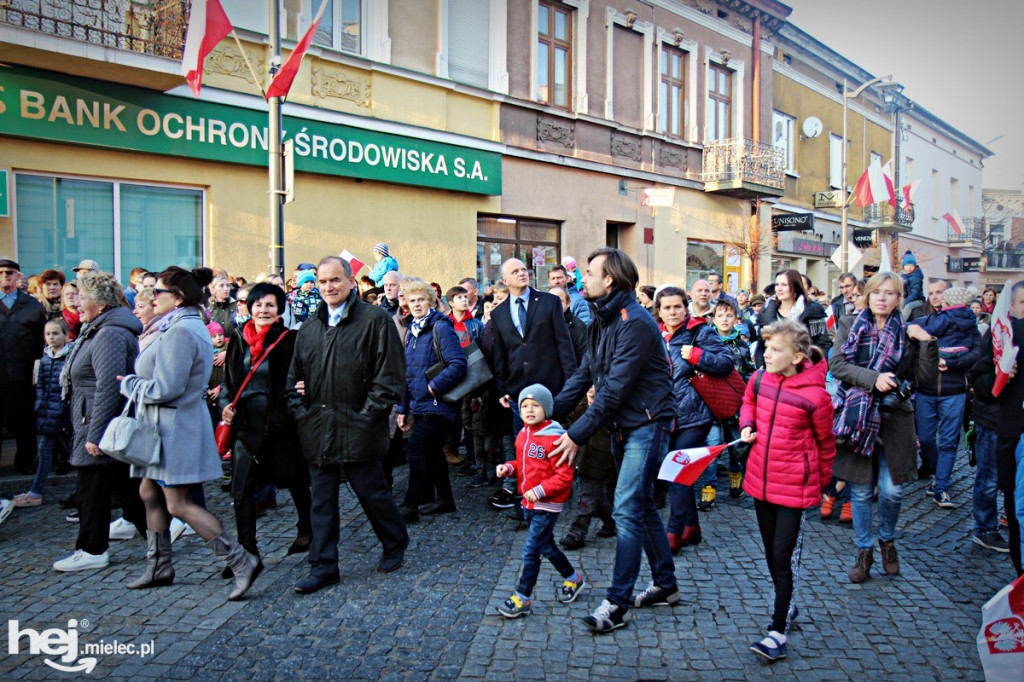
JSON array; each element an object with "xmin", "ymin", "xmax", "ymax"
[
  {"xmin": 329, "ymin": 308, "xmax": 343, "ymax": 327},
  {"xmin": 516, "ymin": 297, "xmax": 527, "ymax": 337}
]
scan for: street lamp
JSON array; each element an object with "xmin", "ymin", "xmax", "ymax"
[{"xmin": 839, "ymin": 75, "xmax": 902, "ymax": 273}]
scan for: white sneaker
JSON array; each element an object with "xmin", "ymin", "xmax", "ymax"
[
  {"xmin": 0, "ymin": 499, "xmax": 13, "ymax": 527},
  {"xmin": 170, "ymin": 518, "xmax": 187, "ymax": 543},
  {"xmin": 109, "ymin": 517, "xmax": 137, "ymax": 540},
  {"xmin": 53, "ymin": 549, "xmax": 110, "ymax": 572}
]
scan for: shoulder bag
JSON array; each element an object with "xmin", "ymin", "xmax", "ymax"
[
  {"xmin": 425, "ymin": 325, "xmax": 494, "ymax": 403},
  {"xmin": 99, "ymin": 384, "xmax": 161, "ymax": 467},
  {"xmin": 214, "ymin": 331, "xmax": 290, "ymax": 457}
]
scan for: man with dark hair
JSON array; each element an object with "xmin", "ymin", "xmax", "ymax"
[
  {"xmin": 548, "ymin": 264, "xmax": 592, "ymax": 324},
  {"xmin": 707, "ymin": 272, "xmax": 737, "ymax": 312},
  {"xmin": 287, "ymin": 255, "xmax": 408, "ymax": 593},
  {"xmin": 458, "ymin": 277, "xmax": 484, "ymax": 318},
  {"xmin": 549, "ymin": 247, "xmax": 678, "ymax": 633},
  {"xmin": 830, "ymin": 273, "xmax": 857, "ymax": 318},
  {"xmin": 0, "ymin": 258, "xmax": 46, "ymax": 474}
]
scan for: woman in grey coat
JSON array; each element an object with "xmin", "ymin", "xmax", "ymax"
[
  {"xmin": 53, "ymin": 272, "xmax": 148, "ymax": 573},
  {"xmin": 120, "ymin": 267, "xmax": 260, "ymax": 600}
]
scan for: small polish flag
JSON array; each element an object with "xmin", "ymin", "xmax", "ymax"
[
  {"xmin": 900, "ymin": 179, "xmax": 921, "ymax": 210},
  {"xmin": 990, "ymin": 278, "xmax": 1020, "ymax": 398},
  {"xmin": 658, "ymin": 441, "xmax": 738, "ymax": 486},
  {"xmin": 339, "ymin": 249, "xmax": 366, "ymax": 276},
  {"xmin": 942, "ymin": 210, "xmax": 965, "ymax": 236},
  {"xmin": 181, "ymin": 0, "xmax": 233, "ymax": 97},
  {"xmin": 266, "ymin": 0, "xmax": 329, "ymax": 100},
  {"xmin": 854, "ymin": 158, "xmax": 895, "ymax": 208}
]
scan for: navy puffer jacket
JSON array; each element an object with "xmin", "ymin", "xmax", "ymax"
[
  {"xmin": 35, "ymin": 343, "xmax": 73, "ymax": 436},
  {"xmin": 915, "ymin": 305, "xmax": 981, "ymax": 396},
  {"xmin": 397, "ymin": 310, "xmax": 468, "ymax": 422},
  {"xmin": 663, "ymin": 317, "xmax": 736, "ymax": 430}
]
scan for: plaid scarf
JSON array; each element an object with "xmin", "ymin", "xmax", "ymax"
[{"xmin": 832, "ymin": 308, "xmax": 906, "ymax": 458}]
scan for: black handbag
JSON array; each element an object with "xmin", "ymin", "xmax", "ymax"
[{"xmin": 425, "ymin": 326, "xmax": 493, "ymax": 402}]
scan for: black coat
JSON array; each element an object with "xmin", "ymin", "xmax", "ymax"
[
  {"xmin": 287, "ymin": 290, "xmax": 406, "ymax": 466},
  {"xmin": 489, "ymin": 288, "xmax": 576, "ymax": 399},
  {"xmin": 754, "ymin": 298, "xmax": 832, "ymax": 367},
  {"xmin": 969, "ymin": 322, "xmax": 1024, "ymax": 492},
  {"xmin": 0, "ymin": 290, "xmax": 46, "ymax": 383},
  {"xmin": 564, "ymin": 309, "xmax": 588, "ymax": 369}
]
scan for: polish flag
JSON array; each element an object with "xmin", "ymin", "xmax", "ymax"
[
  {"xmin": 658, "ymin": 441, "xmax": 738, "ymax": 486},
  {"xmin": 339, "ymin": 249, "xmax": 366, "ymax": 276},
  {"xmin": 881, "ymin": 160, "xmax": 898, "ymax": 208},
  {"xmin": 854, "ymin": 158, "xmax": 895, "ymax": 208},
  {"xmin": 900, "ymin": 179, "xmax": 921, "ymax": 210},
  {"xmin": 990, "ymin": 278, "xmax": 1020, "ymax": 398},
  {"xmin": 942, "ymin": 210, "xmax": 965, "ymax": 236},
  {"xmin": 181, "ymin": 0, "xmax": 233, "ymax": 97},
  {"xmin": 266, "ymin": 0, "xmax": 329, "ymax": 100}
]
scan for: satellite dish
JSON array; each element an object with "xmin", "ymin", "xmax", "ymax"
[{"xmin": 802, "ymin": 116, "xmax": 823, "ymax": 138}]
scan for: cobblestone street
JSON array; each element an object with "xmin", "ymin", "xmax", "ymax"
[{"xmin": 0, "ymin": 450, "xmax": 1011, "ymax": 680}]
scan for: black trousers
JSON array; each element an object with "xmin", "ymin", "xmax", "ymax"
[
  {"xmin": 231, "ymin": 443, "xmax": 312, "ymax": 557},
  {"xmin": 996, "ymin": 435, "xmax": 1023, "ymax": 576},
  {"xmin": 566, "ymin": 475, "xmax": 615, "ymax": 539},
  {"xmin": 75, "ymin": 463, "xmax": 147, "ymax": 556},
  {"xmin": 753, "ymin": 499, "xmax": 804, "ymax": 634},
  {"xmin": 1, "ymin": 381, "xmax": 37, "ymax": 471},
  {"xmin": 403, "ymin": 415, "xmax": 454, "ymax": 509},
  {"xmin": 308, "ymin": 461, "xmax": 408, "ymax": 579}
]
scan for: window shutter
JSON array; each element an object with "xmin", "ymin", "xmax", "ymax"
[{"xmin": 448, "ymin": 0, "xmax": 490, "ymax": 88}]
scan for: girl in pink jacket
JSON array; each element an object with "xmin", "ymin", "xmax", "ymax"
[{"xmin": 739, "ymin": 319, "xmax": 835, "ymax": 662}]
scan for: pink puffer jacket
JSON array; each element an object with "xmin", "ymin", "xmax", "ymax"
[{"xmin": 740, "ymin": 360, "xmax": 835, "ymax": 509}]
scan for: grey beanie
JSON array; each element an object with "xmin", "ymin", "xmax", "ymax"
[
  {"xmin": 518, "ymin": 383, "xmax": 553, "ymax": 418},
  {"xmin": 373, "ymin": 242, "xmax": 390, "ymax": 258}
]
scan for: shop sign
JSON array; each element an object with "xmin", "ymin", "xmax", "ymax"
[
  {"xmin": 963, "ymin": 257, "xmax": 981, "ymax": 272},
  {"xmin": 771, "ymin": 212, "xmax": 814, "ymax": 231},
  {"xmin": 792, "ymin": 238, "xmax": 825, "ymax": 256},
  {"xmin": 947, "ymin": 257, "xmax": 979, "ymax": 273},
  {"xmin": 0, "ymin": 66, "xmax": 501, "ymax": 195},
  {"xmin": 852, "ymin": 229, "xmax": 874, "ymax": 249}
]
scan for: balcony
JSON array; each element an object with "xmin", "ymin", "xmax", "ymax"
[
  {"xmin": 863, "ymin": 202, "xmax": 915, "ymax": 232},
  {"xmin": 702, "ymin": 138, "xmax": 786, "ymax": 199},
  {"xmin": 947, "ymin": 217, "xmax": 986, "ymax": 245},
  {"xmin": 984, "ymin": 247, "xmax": 1024, "ymax": 271},
  {"xmin": 1, "ymin": 0, "xmax": 188, "ymax": 90}
]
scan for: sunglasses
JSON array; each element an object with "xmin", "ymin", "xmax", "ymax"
[
  {"xmin": 153, "ymin": 288, "xmax": 174, "ymax": 296},
  {"xmin": 237, "ymin": 298, "xmax": 248, "ymax": 305},
  {"xmin": 0, "ymin": 270, "xmax": 18, "ymax": 277}
]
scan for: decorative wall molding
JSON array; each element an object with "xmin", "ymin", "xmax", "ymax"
[
  {"xmin": 660, "ymin": 147, "xmax": 688, "ymax": 170},
  {"xmin": 611, "ymin": 132, "xmax": 642, "ymax": 161},
  {"xmin": 207, "ymin": 44, "xmax": 267, "ymax": 88},
  {"xmin": 311, "ymin": 63, "xmax": 371, "ymax": 107},
  {"xmin": 537, "ymin": 116, "xmax": 575, "ymax": 148}
]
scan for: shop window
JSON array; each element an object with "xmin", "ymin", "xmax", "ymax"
[
  {"xmin": 14, "ymin": 174, "xmax": 203, "ymax": 285},
  {"xmin": 477, "ymin": 215, "xmax": 560, "ymax": 287},
  {"xmin": 685, "ymin": 240, "xmax": 724, "ymax": 289},
  {"xmin": 536, "ymin": 0, "xmax": 573, "ymax": 109},
  {"xmin": 659, "ymin": 45, "xmax": 686, "ymax": 138},
  {"xmin": 706, "ymin": 63, "xmax": 732, "ymax": 140}
]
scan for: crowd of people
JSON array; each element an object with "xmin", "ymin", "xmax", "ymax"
[{"xmin": 1, "ymin": 243, "xmax": 1023, "ymax": 663}]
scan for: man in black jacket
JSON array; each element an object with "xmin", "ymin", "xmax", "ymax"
[
  {"xmin": 550, "ymin": 248, "xmax": 678, "ymax": 633},
  {"xmin": 550, "ymin": 285, "xmax": 587, "ymax": 366},
  {"xmin": 0, "ymin": 258, "xmax": 46, "ymax": 474},
  {"xmin": 287, "ymin": 256, "xmax": 408, "ymax": 593}
]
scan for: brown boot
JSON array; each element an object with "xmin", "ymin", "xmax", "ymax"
[
  {"xmin": 443, "ymin": 444, "xmax": 465, "ymax": 466},
  {"xmin": 878, "ymin": 539, "xmax": 900, "ymax": 575},
  {"xmin": 848, "ymin": 548, "xmax": 873, "ymax": 583}
]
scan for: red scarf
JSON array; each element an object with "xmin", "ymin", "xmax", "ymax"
[
  {"xmin": 63, "ymin": 308, "xmax": 82, "ymax": 340},
  {"xmin": 242, "ymin": 320, "xmax": 274, "ymax": 361}
]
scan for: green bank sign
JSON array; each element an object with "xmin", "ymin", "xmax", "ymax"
[{"xmin": 0, "ymin": 66, "xmax": 501, "ymax": 195}]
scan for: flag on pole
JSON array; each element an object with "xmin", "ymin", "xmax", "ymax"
[
  {"xmin": 339, "ymin": 249, "xmax": 366, "ymax": 276},
  {"xmin": 266, "ymin": 0, "xmax": 329, "ymax": 100},
  {"xmin": 181, "ymin": 0, "xmax": 233, "ymax": 97},
  {"xmin": 990, "ymin": 279, "xmax": 1020, "ymax": 398},
  {"xmin": 881, "ymin": 160, "xmax": 898, "ymax": 208},
  {"xmin": 942, "ymin": 210, "xmax": 965, "ymax": 236},
  {"xmin": 853, "ymin": 158, "xmax": 896, "ymax": 208},
  {"xmin": 658, "ymin": 441, "xmax": 739, "ymax": 486},
  {"xmin": 900, "ymin": 179, "xmax": 921, "ymax": 210}
]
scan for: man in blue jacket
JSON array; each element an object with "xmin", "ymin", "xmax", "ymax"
[{"xmin": 549, "ymin": 248, "xmax": 678, "ymax": 633}]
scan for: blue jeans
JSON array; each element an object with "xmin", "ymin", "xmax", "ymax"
[
  {"xmin": 916, "ymin": 393, "xmax": 967, "ymax": 494},
  {"xmin": 696, "ymin": 422, "xmax": 741, "ymax": 490},
  {"xmin": 30, "ymin": 434, "xmax": 68, "ymax": 496},
  {"xmin": 517, "ymin": 509, "xmax": 575, "ymax": 598},
  {"xmin": 850, "ymin": 449, "xmax": 903, "ymax": 549},
  {"xmin": 972, "ymin": 425, "xmax": 1000, "ymax": 535},
  {"xmin": 666, "ymin": 424, "xmax": 712, "ymax": 533},
  {"xmin": 608, "ymin": 420, "xmax": 676, "ymax": 609}
]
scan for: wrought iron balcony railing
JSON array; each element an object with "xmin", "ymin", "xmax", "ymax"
[
  {"xmin": 947, "ymin": 216, "xmax": 985, "ymax": 243},
  {"xmin": 1, "ymin": 0, "xmax": 188, "ymax": 60},
  {"xmin": 701, "ymin": 138, "xmax": 786, "ymax": 193},
  {"xmin": 863, "ymin": 202, "xmax": 915, "ymax": 229},
  {"xmin": 984, "ymin": 247, "xmax": 1024, "ymax": 270}
]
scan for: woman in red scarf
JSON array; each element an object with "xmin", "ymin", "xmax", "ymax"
[
  {"xmin": 60, "ymin": 282, "xmax": 82, "ymax": 340},
  {"xmin": 220, "ymin": 282, "xmax": 312, "ymax": 564}
]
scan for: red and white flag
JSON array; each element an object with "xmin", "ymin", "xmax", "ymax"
[
  {"xmin": 882, "ymin": 160, "xmax": 898, "ymax": 208},
  {"xmin": 181, "ymin": 0, "xmax": 233, "ymax": 97},
  {"xmin": 942, "ymin": 210, "xmax": 965, "ymax": 236},
  {"xmin": 990, "ymin": 279, "xmax": 1020, "ymax": 398},
  {"xmin": 658, "ymin": 441, "xmax": 738, "ymax": 486},
  {"xmin": 339, "ymin": 249, "xmax": 366, "ymax": 276},
  {"xmin": 266, "ymin": 0, "xmax": 329, "ymax": 100},
  {"xmin": 900, "ymin": 179, "xmax": 921, "ymax": 210},
  {"xmin": 854, "ymin": 158, "xmax": 895, "ymax": 208}
]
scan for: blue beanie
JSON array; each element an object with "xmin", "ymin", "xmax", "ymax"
[
  {"xmin": 901, "ymin": 251, "xmax": 917, "ymax": 267},
  {"xmin": 297, "ymin": 269, "xmax": 316, "ymax": 287},
  {"xmin": 518, "ymin": 384, "xmax": 553, "ymax": 419}
]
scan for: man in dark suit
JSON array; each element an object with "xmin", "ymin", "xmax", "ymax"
[{"xmin": 487, "ymin": 258, "xmax": 576, "ymax": 509}]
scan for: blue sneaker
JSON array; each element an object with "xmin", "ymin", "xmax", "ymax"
[
  {"xmin": 750, "ymin": 631, "xmax": 787, "ymax": 662},
  {"xmin": 924, "ymin": 478, "xmax": 935, "ymax": 497},
  {"xmin": 557, "ymin": 574, "xmax": 586, "ymax": 604},
  {"xmin": 496, "ymin": 593, "xmax": 531, "ymax": 618}
]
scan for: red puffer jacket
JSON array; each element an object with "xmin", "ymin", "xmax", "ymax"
[{"xmin": 740, "ymin": 360, "xmax": 835, "ymax": 509}]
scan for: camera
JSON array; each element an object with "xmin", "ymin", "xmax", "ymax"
[{"xmin": 877, "ymin": 379, "xmax": 913, "ymax": 417}]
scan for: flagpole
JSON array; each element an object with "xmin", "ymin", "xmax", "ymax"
[{"xmin": 268, "ymin": 0, "xmax": 285, "ymax": 277}]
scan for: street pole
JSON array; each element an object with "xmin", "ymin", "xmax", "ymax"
[{"xmin": 268, "ymin": 0, "xmax": 284, "ymax": 277}]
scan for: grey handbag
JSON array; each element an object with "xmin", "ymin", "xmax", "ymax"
[
  {"xmin": 99, "ymin": 384, "xmax": 161, "ymax": 467},
  {"xmin": 426, "ymin": 326, "xmax": 493, "ymax": 403}
]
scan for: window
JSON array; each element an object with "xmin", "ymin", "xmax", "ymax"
[
  {"xmin": 950, "ymin": 177, "xmax": 960, "ymax": 214},
  {"xmin": 771, "ymin": 111, "xmax": 795, "ymax": 172},
  {"xmin": 477, "ymin": 216, "xmax": 560, "ymax": 287},
  {"xmin": 931, "ymin": 169, "xmax": 940, "ymax": 217},
  {"xmin": 308, "ymin": 0, "xmax": 362, "ymax": 54},
  {"xmin": 447, "ymin": 0, "xmax": 490, "ymax": 88},
  {"xmin": 706, "ymin": 63, "xmax": 732, "ymax": 140},
  {"xmin": 829, "ymin": 134, "xmax": 843, "ymax": 189},
  {"xmin": 15, "ymin": 174, "xmax": 203, "ymax": 285},
  {"xmin": 536, "ymin": 0, "xmax": 573, "ymax": 109},
  {"xmin": 685, "ymin": 240, "xmax": 724, "ymax": 289},
  {"xmin": 659, "ymin": 45, "xmax": 686, "ymax": 137}
]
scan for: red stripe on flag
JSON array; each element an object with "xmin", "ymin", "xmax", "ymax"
[
  {"xmin": 266, "ymin": 0, "xmax": 329, "ymax": 100},
  {"xmin": 658, "ymin": 443, "xmax": 730, "ymax": 486},
  {"xmin": 182, "ymin": 0, "xmax": 233, "ymax": 98}
]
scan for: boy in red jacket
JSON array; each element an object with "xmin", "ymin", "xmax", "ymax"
[{"xmin": 495, "ymin": 384, "xmax": 585, "ymax": 618}]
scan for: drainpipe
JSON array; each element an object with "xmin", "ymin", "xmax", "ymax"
[{"xmin": 752, "ymin": 14, "xmax": 761, "ymax": 142}]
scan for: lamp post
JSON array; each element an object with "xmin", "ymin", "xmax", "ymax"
[{"xmin": 839, "ymin": 75, "xmax": 901, "ymax": 273}]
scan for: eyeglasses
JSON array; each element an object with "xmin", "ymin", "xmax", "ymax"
[
  {"xmin": 0, "ymin": 270, "xmax": 18, "ymax": 277},
  {"xmin": 153, "ymin": 288, "xmax": 174, "ymax": 296}
]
